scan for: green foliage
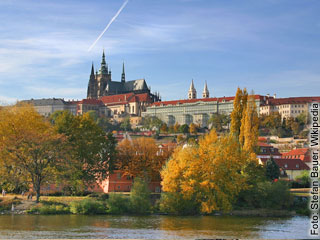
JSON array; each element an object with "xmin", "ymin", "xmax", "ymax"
[
  {"xmin": 53, "ymin": 111, "xmax": 117, "ymax": 191},
  {"xmin": 265, "ymin": 157, "xmax": 280, "ymax": 181},
  {"xmin": 29, "ymin": 204, "xmax": 70, "ymax": 214},
  {"xmin": 295, "ymin": 170, "xmax": 310, "ymax": 186},
  {"xmin": 236, "ymin": 181, "xmax": 292, "ymax": 210},
  {"xmin": 106, "ymin": 193, "xmax": 129, "ymax": 214},
  {"xmin": 179, "ymin": 124, "xmax": 189, "ymax": 134},
  {"xmin": 129, "ymin": 178, "xmax": 151, "ymax": 214},
  {"xmin": 208, "ymin": 113, "xmax": 230, "ymax": 132},
  {"xmin": 70, "ymin": 199, "xmax": 106, "ymax": 214},
  {"xmin": 159, "ymin": 192, "xmax": 200, "ymax": 215},
  {"xmin": 142, "ymin": 116, "xmax": 163, "ymax": 131},
  {"xmin": 120, "ymin": 117, "xmax": 132, "ymax": 131}
]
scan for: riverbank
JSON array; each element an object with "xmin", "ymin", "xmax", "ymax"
[{"xmin": 0, "ymin": 195, "xmax": 303, "ymax": 217}]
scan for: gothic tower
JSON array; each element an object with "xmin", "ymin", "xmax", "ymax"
[
  {"xmin": 188, "ymin": 79, "xmax": 197, "ymax": 99},
  {"xmin": 202, "ymin": 81, "xmax": 209, "ymax": 98},
  {"xmin": 96, "ymin": 50, "xmax": 111, "ymax": 98},
  {"xmin": 87, "ymin": 63, "xmax": 98, "ymax": 99},
  {"xmin": 121, "ymin": 62, "xmax": 126, "ymax": 83}
]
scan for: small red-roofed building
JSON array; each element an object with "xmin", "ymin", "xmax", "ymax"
[
  {"xmin": 259, "ymin": 158, "xmax": 310, "ymax": 180},
  {"xmin": 257, "ymin": 142, "xmax": 282, "ymax": 160},
  {"xmin": 282, "ymin": 148, "xmax": 311, "ymax": 168}
]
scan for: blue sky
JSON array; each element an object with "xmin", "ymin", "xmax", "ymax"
[{"xmin": 0, "ymin": 0, "xmax": 319, "ymax": 103}]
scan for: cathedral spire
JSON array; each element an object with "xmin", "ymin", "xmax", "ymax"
[
  {"xmin": 101, "ymin": 50, "xmax": 106, "ymax": 65},
  {"xmin": 90, "ymin": 62, "xmax": 95, "ymax": 76},
  {"xmin": 99, "ymin": 50, "xmax": 108, "ymax": 75},
  {"xmin": 121, "ymin": 62, "xmax": 125, "ymax": 83},
  {"xmin": 202, "ymin": 81, "xmax": 209, "ymax": 98},
  {"xmin": 188, "ymin": 79, "xmax": 197, "ymax": 99}
]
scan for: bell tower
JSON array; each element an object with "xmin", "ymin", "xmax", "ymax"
[{"xmin": 188, "ymin": 79, "xmax": 197, "ymax": 99}]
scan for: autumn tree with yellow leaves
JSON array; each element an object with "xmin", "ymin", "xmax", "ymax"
[
  {"xmin": 161, "ymin": 130, "xmax": 256, "ymax": 214},
  {"xmin": 0, "ymin": 104, "xmax": 66, "ymax": 202},
  {"xmin": 116, "ymin": 138, "xmax": 172, "ymax": 181}
]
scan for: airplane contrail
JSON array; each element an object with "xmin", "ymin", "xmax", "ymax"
[{"xmin": 88, "ymin": 0, "xmax": 129, "ymax": 52}]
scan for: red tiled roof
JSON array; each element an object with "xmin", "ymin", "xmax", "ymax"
[
  {"xmin": 260, "ymin": 158, "xmax": 309, "ymax": 170},
  {"xmin": 258, "ymin": 137, "xmax": 268, "ymax": 142},
  {"xmin": 282, "ymin": 148, "xmax": 309, "ymax": 156},
  {"xmin": 263, "ymin": 97, "xmax": 320, "ymax": 106},
  {"xmin": 78, "ymin": 99, "xmax": 104, "ymax": 105},
  {"xmin": 100, "ymin": 93, "xmax": 153, "ymax": 105},
  {"xmin": 258, "ymin": 142, "xmax": 272, "ymax": 147},
  {"xmin": 151, "ymin": 95, "xmax": 264, "ymax": 107},
  {"xmin": 100, "ymin": 93, "xmax": 134, "ymax": 105}
]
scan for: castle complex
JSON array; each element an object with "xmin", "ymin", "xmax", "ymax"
[
  {"xmin": 87, "ymin": 51, "xmax": 160, "ymax": 103},
  {"xmin": 21, "ymin": 50, "xmax": 320, "ymax": 128}
]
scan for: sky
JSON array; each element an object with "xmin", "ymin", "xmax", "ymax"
[{"xmin": 0, "ymin": 0, "xmax": 319, "ymax": 104}]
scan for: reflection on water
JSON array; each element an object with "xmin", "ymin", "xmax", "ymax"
[{"xmin": 0, "ymin": 214, "xmax": 311, "ymax": 239}]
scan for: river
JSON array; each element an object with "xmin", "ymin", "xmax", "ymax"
[{"xmin": 0, "ymin": 215, "xmax": 313, "ymax": 239}]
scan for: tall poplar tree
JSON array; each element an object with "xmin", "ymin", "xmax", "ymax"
[
  {"xmin": 240, "ymin": 93, "xmax": 259, "ymax": 153},
  {"xmin": 230, "ymin": 88, "xmax": 243, "ymax": 138}
]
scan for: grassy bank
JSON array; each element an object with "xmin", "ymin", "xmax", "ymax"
[{"xmin": 1, "ymin": 192, "xmax": 309, "ymax": 217}]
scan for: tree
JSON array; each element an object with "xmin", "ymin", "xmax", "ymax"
[
  {"xmin": 265, "ymin": 157, "xmax": 280, "ymax": 181},
  {"xmin": 230, "ymin": 88, "xmax": 244, "ymax": 137},
  {"xmin": 161, "ymin": 130, "xmax": 255, "ymax": 213},
  {"xmin": 53, "ymin": 111, "xmax": 117, "ymax": 190},
  {"xmin": 116, "ymin": 138, "xmax": 171, "ymax": 181},
  {"xmin": 120, "ymin": 116, "xmax": 132, "ymax": 131},
  {"xmin": 129, "ymin": 177, "xmax": 151, "ymax": 214},
  {"xmin": 142, "ymin": 116, "xmax": 163, "ymax": 131},
  {"xmin": 160, "ymin": 123, "xmax": 168, "ymax": 133},
  {"xmin": 179, "ymin": 124, "xmax": 189, "ymax": 134},
  {"xmin": 0, "ymin": 104, "xmax": 66, "ymax": 202},
  {"xmin": 240, "ymin": 94, "xmax": 259, "ymax": 153},
  {"xmin": 173, "ymin": 123, "xmax": 180, "ymax": 133},
  {"xmin": 189, "ymin": 123, "xmax": 198, "ymax": 134},
  {"xmin": 208, "ymin": 113, "xmax": 230, "ymax": 132}
]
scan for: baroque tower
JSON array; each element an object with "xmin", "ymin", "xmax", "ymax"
[
  {"xmin": 188, "ymin": 79, "xmax": 197, "ymax": 99},
  {"xmin": 202, "ymin": 81, "xmax": 209, "ymax": 98}
]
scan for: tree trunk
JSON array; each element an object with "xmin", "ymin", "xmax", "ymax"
[{"xmin": 33, "ymin": 179, "xmax": 41, "ymax": 203}]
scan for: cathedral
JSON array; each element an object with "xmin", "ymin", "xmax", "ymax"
[{"xmin": 87, "ymin": 51, "xmax": 160, "ymax": 102}]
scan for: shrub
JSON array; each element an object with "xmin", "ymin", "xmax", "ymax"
[
  {"xmin": 38, "ymin": 205, "xmax": 70, "ymax": 214},
  {"xmin": 70, "ymin": 199, "xmax": 106, "ymax": 214},
  {"xmin": 106, "ymin": 193, "xmax": 129, "ymax": 214},
  {"xmin": 236, "ymin": 180, "xmax": 292, "ymax": 210},
  {"xmin": 129, "ymin": 178, "xmax": 151, "ymax": 214},
  {"xmin": 159, "ymin": 192, "xmax": 200, "ymax": 215}
]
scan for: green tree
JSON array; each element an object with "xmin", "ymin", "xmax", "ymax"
[
  {"xmin": 120, "ymin": 116, "xmax": 132, "ymax": 131},
  {"xmin": 129, "ymin": 177, "xmax": 151, "ymax": 214},
  {"xmin": 179, "ymin": 124, "xmax": 189, "ymax": 134},
  {"xmin": 209, "ymin": 113, "xmax": 230, "ymax": 132},
  {"xmin": 265, "ymin": 157, "xmax": 280, "ymax": 181},
  {"xmin": 142, "ymin": 116, "xmax": 163, "ymax": 131},
  {"xmin": 53, "ymin": 111, "xmax": 117, "ymax": 191}
]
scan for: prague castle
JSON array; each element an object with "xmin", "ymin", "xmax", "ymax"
[{"xmin": 87, "ymin": 50, "xmax": 160, "ymax": 102}]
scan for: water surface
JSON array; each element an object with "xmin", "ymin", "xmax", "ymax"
[{"xmin": 0, "ymin": 214, "xmax": 312, "ymax": 239}]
